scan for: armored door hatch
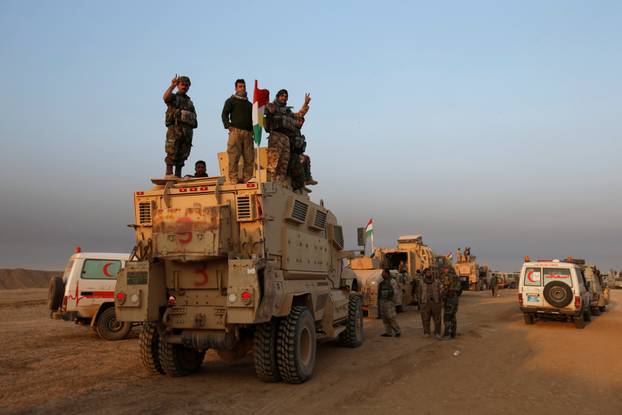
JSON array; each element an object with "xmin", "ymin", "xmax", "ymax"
[{"xmin": 287, "ymin": 198, "xmax": 309, "ymax": 224}]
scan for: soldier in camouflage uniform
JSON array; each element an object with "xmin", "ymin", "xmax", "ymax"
[
  {"xmin": 264, "ymin": 89, "xmax": 310, "ymax": 182},
  {"xmin": 441, "ymin": 267, "xmax": 461, "ymax": 339},
  {"xmin": 378, "ymin": 268, "xmax": 401, "ymax": 337},
  {"xmin": 490, "ymin": 274, "xmax": 498, "ymax": 297},
  {"xmin": 163, "ymin": 75, "xmax": 198, "ymax": 177},
  {"xmin": 420, "ymin": 268, "xmax": 443, "ymax": 338},
  {"xmin": 288, "ymin": 114, "xmax": 318, "ymax": 192}
]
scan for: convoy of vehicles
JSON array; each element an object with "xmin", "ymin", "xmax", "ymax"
[
  {"xmin": 114, "ymin": 149, "xmax": 363, "ymax": 383},
  {"xmin": 47, "ymin": 249, "xmax": 133, "ymax": 340},
  {"xmin": 454, "ymin": 251, "xmax": 489, "ymax": 291}
]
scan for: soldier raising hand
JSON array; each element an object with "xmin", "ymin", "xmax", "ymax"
[{"xmin": 163, "ymin": 75, "xmax": 197, "ymax": 177}]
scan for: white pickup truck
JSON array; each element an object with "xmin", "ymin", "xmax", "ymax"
[{"xmin": 48, "ymin": 248, "xmax": 132, "ymax": 340}]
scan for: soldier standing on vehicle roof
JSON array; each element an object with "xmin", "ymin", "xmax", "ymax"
[
  {"xmin": 442, "ymin": 267, "xmax": 461, "ymax": 339},
  {"xmin": 456, "ymin": 248, "xmax": 463, "ymax": 262},
  {"xmin": 163, "ymin": 75, "xmax": 198, "ymax": 177},
  {"xmin": 222, "ymin": 79, "xmax": 254, "ymax": 184},
  {"xmin": 378, "ymin": 268, "xmax": 401, "ymax": 337},
  {"xmin": 288, "ymin": 110, "xmax": 318, "ymax": 192},
  {"xmin": 420, "ymin": 268, "xmax": 443, "ymax": 339},
  {"xmin": 264, "ymin": 89, "xmax": 310, "ymax": 182}
]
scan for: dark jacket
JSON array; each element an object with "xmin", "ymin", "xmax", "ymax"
[{"xmin": 221, "ymin": 95, "xmax": 252, "ymax": 131}]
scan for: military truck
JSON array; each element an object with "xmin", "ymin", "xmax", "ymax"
[
  {"xmin": 114, "ymin": 149, "xmax": 363, "ymax": 384},
  {"xmin": 348, "ymin": 234, "xmax": 435, "ymax": 317},
  {"xmin": 581, "ymin": 263, "xmax": 610, "ymax": 315},
  {"xmin": 454, "ymin": 250, "xmax": 488, "ymax": 291}
]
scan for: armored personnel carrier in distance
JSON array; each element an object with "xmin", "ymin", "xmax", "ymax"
[{"xmin": 114, "ymin": 149, "xmax": 363, "ymax": 384}]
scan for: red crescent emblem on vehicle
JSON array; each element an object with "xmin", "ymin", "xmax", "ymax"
[
  {"xmin": 527, "ymin": 270, "xmax": 536, "ymax": 283},
  {"xmin": 102, "ymin": 262, "xmax": 113, "ymax": 277},
  {"xmin": 176, "ymin": 217, "xmax": 193, "ymax": 244}
]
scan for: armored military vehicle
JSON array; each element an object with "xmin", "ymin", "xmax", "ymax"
[
  {"xmin": 348, "ymin": 234, "xmax": 435, "ymax": 317},
  {"xmin": 581, "ymin": 263, "xmax": 609, "ymax": 315},
  {"xmin": 114, "ymin": 149, "xmax": 363, "ymax": 384},
  {"xmin": 454, "ymin": 249, "xmax": 488, "ymax": 291}
]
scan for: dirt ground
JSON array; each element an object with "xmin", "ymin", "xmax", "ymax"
[{"xmin": 1, "ymin": 289, "xmax": 621, "ymax": 415}]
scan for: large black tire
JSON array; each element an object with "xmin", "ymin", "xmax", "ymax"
[
  {"xmin": 47, "ymin": 276, "xmax": 64, "ymax": 311},
  {"xmin": 543, "ymin": 282, "xmax": 573, "ymax": 308},
  {"xmin": 254, "ymin": 319, "xmax": 281, "ymax": 382},
  {"xmin": 338, "ymin": 294, "xmax": 364, "ymax": 348},
  {"xmin": 159, "ymin": 339, "xmax": 205, "ymax": 377},
  {"xmin": 140, "ymin": 323, "xmax": 165, "ymax": 375},
  {"xmin": 523, "ymin": 313, "xmax": 535, "ymax": 325},
  {"xmin": 96, "ymin": 307, "xmax": 132, "ymax": 341},
  {"xmin": 277, "ymin": 306, "xmax": 316, "ymax": 384},
  {"xmin": 574, "ymin": 312, "xmax": 585, "ymax": 329}
]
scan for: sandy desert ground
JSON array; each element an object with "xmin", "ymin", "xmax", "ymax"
[{"xmin": 1, "ymin": 289, "xmax": 621, "ymax": 415}]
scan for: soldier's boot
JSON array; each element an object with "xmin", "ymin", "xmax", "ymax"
[
  {"xmin": 165, "ymin": 164, "xmax": 174, "ymax": 177},
  {"xmin": 174, "ymin": 165, "xmax": 182, "ymax": 178},
  {"xmin": 305, "ymin": 178, "xmax": 318, "ymax": 186}
]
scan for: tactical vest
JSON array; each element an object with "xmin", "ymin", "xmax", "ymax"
[
  {"xmin": 378, "ymin": 278, "xmax": 395, "ymax": 301},
  {"xmin": 265, "ymin": 103, "xmax": 297, "ymax": 134},
  {"xmin": 166, "ymin": 94, "xmax": 198, "ymax": 129},
  {"xmin": 290, "ymin": 131, "xmax": 307, "ymax": 153}
]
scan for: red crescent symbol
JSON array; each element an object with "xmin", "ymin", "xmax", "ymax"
[
  {"xmin": 103, "ymin": 262, "xmax": 112, "ymax": 277},
  {"xmin": 527, "ymin": 270, "xmax": 536, "ymax": 283}
]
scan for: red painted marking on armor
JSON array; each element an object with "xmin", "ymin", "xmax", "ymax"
[
  {"xmin": 194, "ymin": 264, "xmax": 209, "ymax": 287},
  {"xmin": 179, "ymin": 188, "xmax": 187, "ymax": 193},
  {"xmin": 176, "ymin": 217, "xmax": 193, "ymax": 244},
  {"xmin": 189, "ymin": 187, "xmax": 197, "ymax": 192}
]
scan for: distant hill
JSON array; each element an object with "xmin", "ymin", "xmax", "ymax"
[{"xmin": 0, "ymin": 268, "xmax": 61, "ymax": 290}]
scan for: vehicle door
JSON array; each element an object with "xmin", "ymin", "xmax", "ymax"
[
  {"xmin": 574, "ymin": 268, "xmax": 591, "ymax": 310},
  {"xmin": 76, "ymin": 259, "xmax": 122, "ymax": 317},
  {"xmin": 521, "ymin": 266, "xmax": 544, "ymax": 307}
]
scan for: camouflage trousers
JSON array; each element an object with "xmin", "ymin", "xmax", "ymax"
[
  {"xmin": 267, "ymin": 131, "xmax": 290, "ymax": 178},
  {"xmin": 226, "ymin": 127, "xmax": 255, "ymax": 182},
  {"xmin": 288, "ymin": 152, "xmax": 311, "ymax": 190},
  {"xmin": 491, "ymin": 285, "xmax": 497, "ymax": 297},
  {"xmin": 165, "ymin": 125, "xmax": 193, "ymax": 167},
  {"xmin": 420, "ymin": 301, "xmax": 442, "ymax": 336},
  {"xmin": 380, "ymin": 299, "xmax": 401, "ymax": 335},
  {"xmin": 443, "ymin": 298, "xmax": 459, "ymax": 337}
]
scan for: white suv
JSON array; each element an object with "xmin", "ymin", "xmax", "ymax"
[
  {"xmin": 47, "ymin": 248, "xmax": 132, "ymax": 340},
  {"xmin": 518, "ymin": 257, "xmax": 592, "ymax": 329}
]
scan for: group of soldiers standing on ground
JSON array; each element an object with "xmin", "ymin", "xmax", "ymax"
[
  {"xmin": 378, "ymin": 264, "xmax": 461, "ymax": 340},
  {"xmin": 162, "ymin": 75, "xmax": 317, "ymax": 191}
]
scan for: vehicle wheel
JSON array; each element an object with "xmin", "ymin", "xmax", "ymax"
[
  {"xmin": 47, "ymin": 276, "xmax": 64, "ymax": 311},
  {"xmin": 523, "ymin": 313, "xmax": 535, "ymax": 325},
  {"xmin": 599, "ymin": 305, "xmax": 606, "ymax": 313},
  {"xmin": 574, "ymin": 313, "xmax": 585, "ymax": 329},
  {"xmin": 591, "ymin": 307, "xmax": 601, "ymax": 316},
  {"xmin": 277, "ymin": 306, "xmax": 316, "ymax": 384},
  {"xmin": 140, "ymin": 323, "xmax": 164, "ymax": 375},
  {"xmin": 338, "ymin": 294, "xmax": 364, "ymax": 348},
  {"xmin": 159, "ymin": 339, "xmax": 205, "ymax": 377},
  {"xmin": 543, "ymin": 282, "xmax": 573, "ymax": 308},
  {"xmin": 96, "ymin": 307, "xmax": 132, "ymax": 341},
  {"xmin": 254, "ymin": 319, "xmax": 281, "ymax": 382}
]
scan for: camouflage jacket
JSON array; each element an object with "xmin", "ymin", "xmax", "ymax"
[
  {"xmin": 165, "ymin": 93, "xmax": 197, "ymax": 129},
  {"xmin": 420, "ymin": 277, "xmax": 442, "ymax": 304},
  {"xmin": 378, "ymin": 277, "xmax": 398, "ymax": 302}
]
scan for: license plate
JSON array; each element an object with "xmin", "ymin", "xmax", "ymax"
[{"xmin": 527, "ymin": 294, "xmax": 539, "ymax": 302}]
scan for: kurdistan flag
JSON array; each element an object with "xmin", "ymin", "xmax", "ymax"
[
  {"xmin": 365, "ymin": 219, "xmax": 374, "ymax": 240},
  {"xmin": 252, "ymin": 80, "xmax": 270, "ymax": 145}
]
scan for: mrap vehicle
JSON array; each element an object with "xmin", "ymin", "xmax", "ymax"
[
  {"xmin": 518, "ymin": 257, "xmax": 592, "ymax": 328},
  {"xmin": 115, "ymin": 149, "xmax": 363, "ymax": 383},
  {"xmin": 48, "ymin": 249, "xmax": 132, "ymax": 340}
]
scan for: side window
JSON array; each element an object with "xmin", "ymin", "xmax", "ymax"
[
  {"xmin": 81, "ymin": 259, "xmax": 121, "ymax": 280},
  {"xmin": 543, "ymin": 268, "xmax": 572, "ymax": 286},
  {"xmin": 577, "ymin": 269, "xmax": 587, "ymax": 288},
  {"xmin": 523, "ymin": 267, "xmax": 542, "ymax": 286}
]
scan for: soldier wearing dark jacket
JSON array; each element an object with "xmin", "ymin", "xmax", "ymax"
[
  {"xmin": 442, "ymin": 267, "xmax": 461, "ymax": 339},
  {"xmin": 163, "ymin": 75, "xmax": 197, "ymax": 177},
  {"xmin": 222, "ymin": 79, "xmax": 254, "ymax": 183},
  {"xmin": 420, "ymin": 268, "xmax": 443, "ymax": 338}
]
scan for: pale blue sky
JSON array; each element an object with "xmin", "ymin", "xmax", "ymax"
[{"xmin": 0, "ymin": 0, "xmax": 620, "ymax": 271}]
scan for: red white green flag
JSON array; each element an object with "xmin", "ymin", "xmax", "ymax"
[
  {"xmin": 252, "ymin": 80, "xmax": 270, "ymax": 145},
  {"xmin": 365, "ymin": 218, "xmax": 374, "ymax": 250}
]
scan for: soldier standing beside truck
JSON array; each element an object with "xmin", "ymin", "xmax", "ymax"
[
  {"xmin": 222, "ymin": 79, "xmax": 255, "ymax": 183},
  {"xmin": 163, "ymin": 75, "xmax": 197, "ymax": 177},
  {"xmin": 420, "ymin": 268, "xmax": 443, "ymax": 338},
  {"xmin": 378, "ymin": 269, "xmax": 401, "ymax": 337},
  {"xmin": 442, "ymin": 268, "xmax": 461, "ymax": 339}
]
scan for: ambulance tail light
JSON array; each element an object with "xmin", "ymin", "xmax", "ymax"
[{"xmin": 574, "ymin": 296, "xmax": 581, "ymax": 309}]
